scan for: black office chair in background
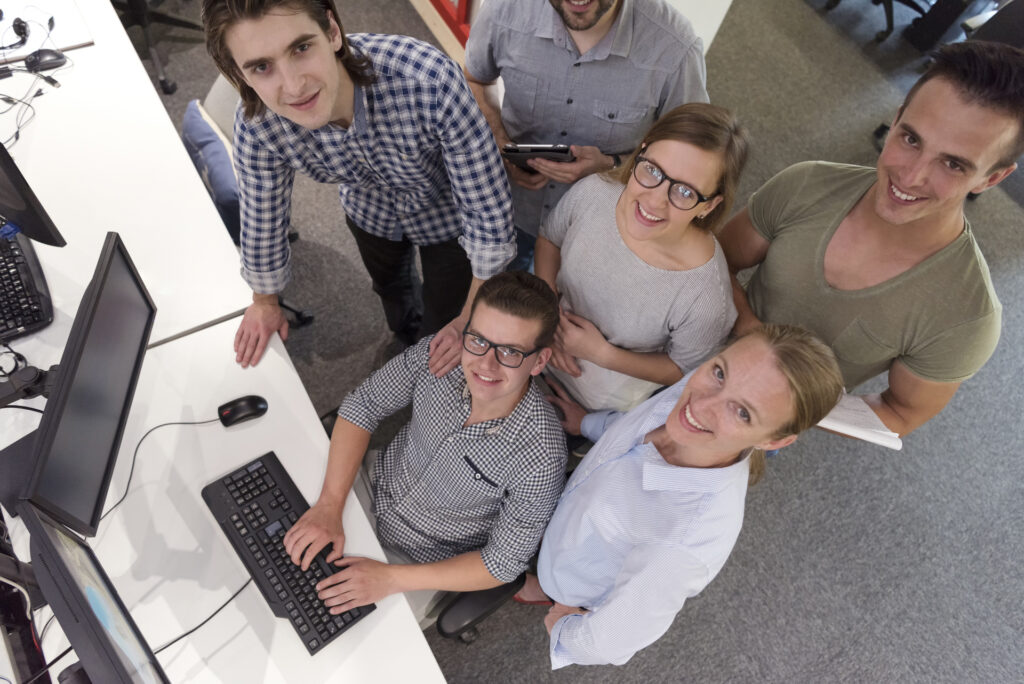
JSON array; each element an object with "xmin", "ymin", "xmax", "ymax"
[
  {"xmin": 825, "ymin": 0, "xmax": 931, "ymax": 41},
  {"xmin": 112, "ymin": 0, "xmax": 203, "ymax": 94}
]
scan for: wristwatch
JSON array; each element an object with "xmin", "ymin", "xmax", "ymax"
[{"xmin": 610, "ymin": 153, "xmax": 622, "ymax": 169}]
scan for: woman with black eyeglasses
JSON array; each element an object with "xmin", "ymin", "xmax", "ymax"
[{"xmin": 535, "ymin": 103, "xmax": 749, "ymax": 412}]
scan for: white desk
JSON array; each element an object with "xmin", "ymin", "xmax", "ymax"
[
  {"xmin": 0, "ymin": 0, "xmax": 252, "ymax": 353},
  {"xmin": 7, "ymin": 320, "xmax": 444, "ymax": 683}
]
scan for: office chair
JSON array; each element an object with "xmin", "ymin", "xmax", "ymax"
[
  {"xmin": 317, "ymin": 408, "xmax": 527, "ymax": 643},
  {"xmin": 182, "ymin": 75, "xmax": 314, "ymax": 328},
  {"xmin": 825, "ymin": 0, "xmax": 931, "ymax": 42},
  {"xmin": 112, "ymin": 0, "xmax": 203, "ymax": 95}
]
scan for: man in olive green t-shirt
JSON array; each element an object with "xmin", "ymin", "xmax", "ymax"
[{"xmin": 720, "ymin": 41, "xmax": 1024, "ymax": 437}]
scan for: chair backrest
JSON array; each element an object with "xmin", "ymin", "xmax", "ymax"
[{"xmin": 202, "ymin": 74, "xmax": 242, "ymax": 140}]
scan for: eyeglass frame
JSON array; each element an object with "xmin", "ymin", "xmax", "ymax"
[
  {"xmin": 461, "ymin": 325, "xmax": 542, "ymax": 369},
  {"xmin": 632, "ymin": 154, "xmax": 719, "ymax": 212}
]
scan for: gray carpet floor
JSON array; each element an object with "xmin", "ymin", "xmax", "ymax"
[{"xmin": 130, "ymin": 0, "xmax": 1023, "ymax": 681}]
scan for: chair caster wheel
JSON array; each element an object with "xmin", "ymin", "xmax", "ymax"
[
  {"xmin": 874, "ymin": 28, "xmax": 893, "ymax": 42},
  {"xmin": 294, "ymin": 311, "xmax": 315, "ymax": 328},
  {"xmin": 458, "ymin": 627, "xmax": 479, "ymax": 644},
  {"xmin": 159, "ymin": 78, "xmax": 177, "ymax": 95}
]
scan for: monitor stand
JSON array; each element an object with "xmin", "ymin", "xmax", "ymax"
[{"xmin": 0, "ymin": 365, "xmax": 54, "ymax": 513}]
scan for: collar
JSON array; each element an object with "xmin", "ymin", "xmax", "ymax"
[
  {"xmin": 641, "ymin": 445, "xmax": 750, "ymax": 493},
  {"xmin": 540, "ymin": 0, "xmax": 634, "ymax": 60}
]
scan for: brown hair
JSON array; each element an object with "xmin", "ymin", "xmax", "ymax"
[
  {"xmin": 901, "ymin": 41, "xmax": 1024, "ymax": 169},
  {"xmin": 469, "ymin": 272, "xmax": 560, "ymax": 348},
  {"xmin": 742, "ymin": 324, "xmax": 843, "ymax": 485},
  {"xmin": 201, "ymin": 0, "xmax": 375, "ymax": 120},
  {"xmin": 608, "ymin": 103, "xmax": 749, "ymax": 233}
]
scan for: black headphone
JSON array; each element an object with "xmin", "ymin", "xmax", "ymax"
[
  {"xmin": 0, "ymin": 17, "xmax": 29, "ymax": 51},
  {"xmin": 0, "ymin": 343, "xmax": 26, "ymax": 378}
]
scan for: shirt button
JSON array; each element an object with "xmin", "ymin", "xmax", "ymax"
[
  {"xmin": 566, "ymin": 98, "xmax": 573, "ymax": 104},
  {"xmin": 543, "ymin": 204, "xmax": 550, "ymax": 209},
  {"xmin": 560, "ymin": 131, "xmax": 567, "ymax": 136},
  {"xmin": 608, "ymin": 113, "xmax": 616, "ymax": 120},
  {"xmin": 548, "ymin": 184, "xmax": 555, "ymax": 189},
  {"xmin": 474, "ymin": 473, "xmax": 481, "ymax": 480},
  {"xmin": 573, "ymin": 63, "xmax": 580, "ymax": 67}
]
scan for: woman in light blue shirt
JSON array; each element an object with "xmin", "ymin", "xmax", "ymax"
[{"xmin": 527, "ymin": 324, "xmax": 843, "ymax": 668}]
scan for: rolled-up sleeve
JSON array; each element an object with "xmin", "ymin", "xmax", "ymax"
[
  {"xmin": 234, "ymin": 109, "xmax": 297, "ymax": 294},
  {"xmin": 548, "ymin": 546, "xmax": 707, "ymax": 669},
  {"xmin": 433, "ymin": 59, "xmax": 515, "ymax": 278},
  {"xmin": 338, "ymin": 337, "xmax": 432, "ymax": 432},
  {"xmin": 479, "ymin": 444, "xmax": 566, "ymax": 582}
]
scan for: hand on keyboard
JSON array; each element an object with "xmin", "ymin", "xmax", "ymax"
[
  {"xmin": 317, "ymin": 556, "xmax": 397, "ymax": 614},
  {"xmin": 283, "ymin": 500, "xmax": 346, "ymax": 571}
]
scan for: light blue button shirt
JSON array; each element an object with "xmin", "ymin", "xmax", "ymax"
[{"xmin": 538, "ymin": 372, "xmax": 751, "ymax": 668}]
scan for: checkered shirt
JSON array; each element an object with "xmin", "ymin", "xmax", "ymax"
[
  {"xmin": 338, "ymin": 337, "xmax": 567, "ymax": 582},
  {"xmin": 233, "ymin": 33, "xmax": 515, "ymax": 293}
]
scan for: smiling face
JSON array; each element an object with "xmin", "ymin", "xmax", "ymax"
[
  {"xmin": 662, "ymin": 335, "xmax": 797, "ymax": 468},
  {"xmin": 461, "ymin": 303, "xmax": 551, "ymax": 415},
  {"xmin": 548, "ymin": 0, "xmax": 618, "ymax": 31},
  {"xmin": 616, "ymin": 139, "xmax": 724, "ymax": 245},
  {"xmin": 225, "ymin": 8, "xmax": 348, "ymax": 129},
  {"xmin": 873, "ymin": 77, "xmax": 1018, "ymax": 231}
]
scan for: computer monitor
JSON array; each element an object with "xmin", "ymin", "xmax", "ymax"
[
  {"xmin": 18, "ymin": 502, "xmax": 171, "ymax": 684},
  {"xmin": 22, "ymin": 232, "xmax": 156, "ymax": 536},
  {"xmin": 0, "ymin": 143, "xmax": 65, "ymax": 246}
]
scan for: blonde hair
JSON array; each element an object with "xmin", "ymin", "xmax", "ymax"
[
  {"xmin": 608, "ymin": 103, "xmax": 749, "ymax": 233},
  {"xmin": 742, "ymin": 324, "xmax": 843, "ymax": 485}
]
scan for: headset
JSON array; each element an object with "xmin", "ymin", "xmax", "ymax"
[{"xmin": 0, "ymin": 17, "xmax": 29, "ymax": 51}]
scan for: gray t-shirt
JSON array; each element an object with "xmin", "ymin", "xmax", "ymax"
[
  {"xmin": 541, "ymin": 175, "xmax": 736, "ymax": 411},
  {"xmin": 464, "ymin": 0, "xmax": 708, "ymax": 236},
  {"xmin": 746, "ymin": 161, "xmax": 1002, "ymax": 389}
]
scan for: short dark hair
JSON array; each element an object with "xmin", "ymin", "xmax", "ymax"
[
  {"xmin": 902, "ymin": 41, "xmax": 1024, "ymax": 168},
  {"xmin": 201, "ymin": 0, "xmax": 375, "ymax": 120},
  {"xmin": 469, "ymin": 272, "xmax": 559, "ymax": 348}
]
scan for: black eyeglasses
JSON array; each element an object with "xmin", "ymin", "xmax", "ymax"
[
  {"xmin": 632, "ymin": 155, "xmax": 718, "ymax": 211},
  {"xmin": 461, "ymin": 327, "xmax": 541, "ymax": 369}
]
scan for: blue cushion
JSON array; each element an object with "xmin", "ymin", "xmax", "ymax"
[{"xmin": 182, "ymin": 99, "xmax": 241, "ymax": 245}]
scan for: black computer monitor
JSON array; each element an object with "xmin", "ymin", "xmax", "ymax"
[
  {"xmin": 18, "ymin": 502, "xmax": 171, "ymax": 684},
  {"xmin": 0, "ymin": 143, "xmax": 65, "ymax": 246},
  {"xmin": 22, "ymin": 232, "xmax": 156, "ymax": 536}
]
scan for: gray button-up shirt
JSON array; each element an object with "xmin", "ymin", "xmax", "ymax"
[
  {"xmin": 465, "ymin": 0, "xmax": 709, "ymax": 235},
  {"xmin": 338, "ymin": 337, "xmax": 567, "ymax": 582}
]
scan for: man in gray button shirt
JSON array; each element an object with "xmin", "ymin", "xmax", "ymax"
[{"xmin": 464, "ymin": 0, "xmax": 709, "ymax": 270}]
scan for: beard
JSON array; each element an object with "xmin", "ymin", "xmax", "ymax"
[{"xmin": 549, "ymin": 0, "xmax": 618, "ymax": 32}]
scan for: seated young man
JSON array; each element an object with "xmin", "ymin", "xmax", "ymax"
[
  {"xmin": 523, "ymin": 325, "xmax": 843, "ymax": 668},
  {"xmin": 282, "ymin": 271, "xmax": 567, "ymax": 617}
]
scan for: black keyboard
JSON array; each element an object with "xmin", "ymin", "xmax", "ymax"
[
  {"xmin": 0, "ymin": 233, "xmax": 53, "ymax": 342},
  {"xmin": 201, "ymin": 452, "xmax": 375, "ymax": 655}
]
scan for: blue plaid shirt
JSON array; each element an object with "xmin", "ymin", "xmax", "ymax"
[{"xmin": 233, "ymin": 33, "xmax": 515, "ymax": 293}]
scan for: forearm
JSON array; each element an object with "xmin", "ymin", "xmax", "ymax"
[
  {"xmin": 388, "ymin": 551, "xmax": 502, "ymax": 594},
  {"xmin": 595, "ymin": 347, "xmax": 683, "ymax": 386},
  {"xmin": 533, "ymin": 237, "xmax": 561, "ymax": 294},
  {"xmin": 860, "ymin": 391, "xmax": 930, "ymax": 437},
  {"xmin": 728, "ymin": 272, "xmax": 762, "ymax": 336},
  {"xmin": 464, "ymin": 75, "xmax": 510, "ymax": 147},
  {"xmin": 317, "ymin": 419, "xmax": 372, "ymax": 508}
]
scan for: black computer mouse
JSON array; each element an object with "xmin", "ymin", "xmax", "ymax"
[
  {"xmin": 218, "ymin": 395, "xmax": 268, "ymax": 426},
  {"xmin": 25, "ymin": 48, "xmax": 67, "ymax": 73}
]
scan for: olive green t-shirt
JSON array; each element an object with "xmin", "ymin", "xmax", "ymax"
[{"xmin": 746, "ymin": 161, "xmax": 1001, "ymax": 390}]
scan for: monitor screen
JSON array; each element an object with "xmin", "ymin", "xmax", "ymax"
[
  {"xmin": 19, "ymin": 503, "xmax": 170, "ymax": 684},
  {"xmin": 0, "ymin": 144, "xmax": 65, "ymax": 246},
  {"xmin": 25, "ymin": 232, "xmax": 156, "ymax": 536}
]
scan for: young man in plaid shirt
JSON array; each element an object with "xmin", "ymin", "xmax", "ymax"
[
  {"xmin": 282, "ymin": 272, "xmax": 567, "ymax": 616},
  {"xmin": 203, "ymin": 0, "xmax": 515, "ymax": 374}
]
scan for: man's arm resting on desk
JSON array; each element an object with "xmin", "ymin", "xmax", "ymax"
[
  {"xmin": 235, "ymin": 292, "xmax": 289, "ymax": 368},
  {"xmin": 718, "ymin": 208, "xmax": 769, "ymax": 336},
  {"xmin": 861, "ymin": 360, "xmax": 961, "ymax": 437},
  {"xmin": 283, "ymin": 418, "xmax": 371, "ymax": 569},
  {"xmin": 318, "ymin": 551, "xmax": 503, "ymax": 613}
]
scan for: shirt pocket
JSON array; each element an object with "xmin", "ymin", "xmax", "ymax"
[
  {"xmin": 499, "ymin": 68, "xmax": 539, "ymax": 136},
  {"xmin": 435, "ymin": 455, "xmax": 503, "ymax": 512},
  {"xmin": 590, "ymin": 100, "xmax": 654, "ymax": 153}
]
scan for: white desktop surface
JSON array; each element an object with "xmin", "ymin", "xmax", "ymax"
[
  {"xmin": 0, "ymin": 0, "xmax": 252, "ymax": 350},
  {"xmin": 9, "ymin": 320, "xmax": 444, "ymax": 683}
]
